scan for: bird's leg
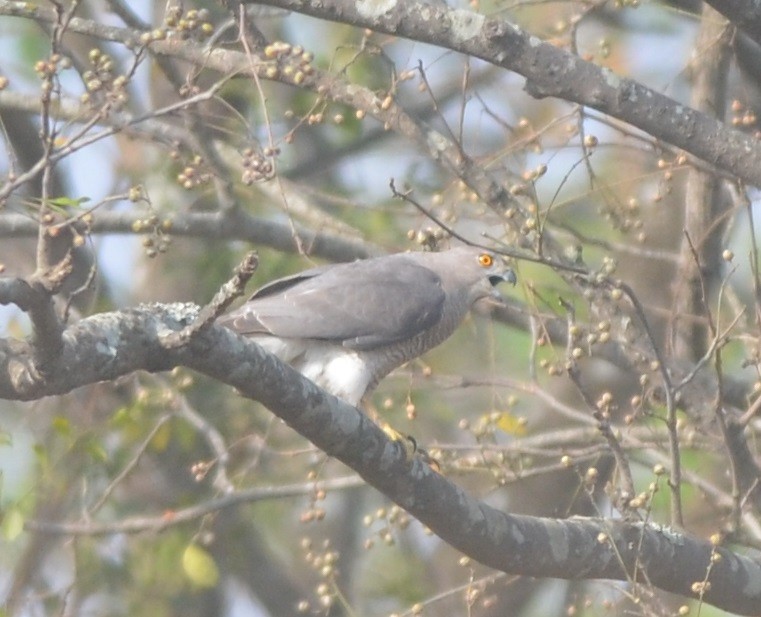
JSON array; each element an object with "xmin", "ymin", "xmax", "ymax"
[
  {"xmin": 380, "ymin": 422, "xmax": 438, "ymax": 470},
  {"xmin": 361, "ymin": 397, "xmax": 418, "ymax": 462},
  {"xmin": 381, "ymin": 425, "xmax": 418, "ymax": 462}
]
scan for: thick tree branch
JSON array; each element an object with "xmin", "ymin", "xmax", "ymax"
[
  {"xmin": 705, "ymin": 0, "xmax": 761, "ymax": 46},
  {"xmin": 240, "ymin": 0, "xmax": 761, "ymax": 188},
  {"xmin": 0, "ymin": 276, "xmax": 63, "ymax": 372},
  {"xmin": 0, "ymin": 302, "xmax": 759, "ymax": 614},
  {"xmin": 2, "ymin": 0, "xmax": 760, "ymax": 195}
]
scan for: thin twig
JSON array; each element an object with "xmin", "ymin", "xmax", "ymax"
[
  {"xmin": 160, "ymin": 251, "xmax": 258, "ymax": 348},
  {"xmin": 27, "ymin": 476, "xmax": 365, "ymax": 536}
]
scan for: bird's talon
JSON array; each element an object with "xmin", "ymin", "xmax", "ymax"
[
  {"xmin": 381, "ymin": 424, "xmax": 417, "ymax": 462},
  {"xmin": 379, "ymin": 426, "xmax": 438, "ymax": 468},
  {"xmin": 415, "ymin": 446, "xmax": 441, "ymax": 471}
]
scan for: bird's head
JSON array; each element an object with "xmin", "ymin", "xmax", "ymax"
[
  {"xmin": 452, "ymin": 247, "xmax": 516, "ymax": 303},
  {"xmin": 474, "ymin": 250, "xmax": 517, "ymax": 288},
  {"xmin": 415, "ymin": 246, "xmax": 516, "ymax": 307}
]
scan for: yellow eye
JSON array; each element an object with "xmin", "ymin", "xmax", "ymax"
[{"xmin": 478, "ymin": 253, "xmax": 494, "ymax": 267}]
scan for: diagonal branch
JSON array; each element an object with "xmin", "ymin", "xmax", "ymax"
[
  {"xmin": 0, "ymin": 302, "xmax": 759, "ymax": 614},
  {"xmin": 241, "ymin": 0, "xmax": 761, "ymax": 188},
  {"xmin": 704, "ymin": 0, "xmax": 761, "ymax": 46}
]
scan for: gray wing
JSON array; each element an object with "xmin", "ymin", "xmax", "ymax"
[{"xmin": 220, "ymin": 256, "xmax": 446, "ymax": 351}]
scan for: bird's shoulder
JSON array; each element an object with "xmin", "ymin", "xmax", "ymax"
[{"xmin": 247, "ymin": 263, "xmax": 333, "ymax": 300}]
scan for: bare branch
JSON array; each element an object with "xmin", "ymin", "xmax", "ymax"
[
  {"xmin": 27, "ymin": 475, "xmax": 365, "ymax": 535},
  {"xmin": 705, "ymin": 0, "xmax": 761, "ymax": 45},
  {"xmin": 0, "ymin": 303, "xmax": 759, "ymax": 614},
  {"xmin": 240, "ymin": 0, "xmax": 761, "ymax": 188},
  {"xmin": 160, "ymin": 250, "xmax": 258, "ymax": 348},
  {"xmin": 0, "ymin": 211, "xmax": 380, "ymax": 263}
]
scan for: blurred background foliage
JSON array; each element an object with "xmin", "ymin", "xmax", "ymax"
[{"xmin": 0, "ymin": 0, "xmax": 758, "ymax": 616}]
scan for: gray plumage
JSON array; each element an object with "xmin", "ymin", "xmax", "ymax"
[{"xmin": 220, "ymin": 247, "xmax": 515, "ymax": 405}]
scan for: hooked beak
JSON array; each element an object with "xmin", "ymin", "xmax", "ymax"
[
  {"xmin": 489, "ymin": 269, "xmax": 517, "ymax": 287},
  {"xmin": 487, "ymin": 269, "xmax": 516, "ymax": 301}
]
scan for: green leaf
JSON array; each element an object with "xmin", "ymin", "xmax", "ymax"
[
  {"xmin": 150, "ymin": 421, "xmax": 172, "ymax": 452},
  {"xmin": 86, "ymin": 439, "xmax": 108, "ymax": 463},
  {"xmin": 47, "ymin": 196, "xmax": 90, "ymax": 209},
  {"xmin": 494, "ymin": 411, "xmax": 528, "ymax": 436},
  {"xmin": 181, "ymin": 543, "xmax": 219, "ymax": 588},
  {"xmin": 32, "ymin": 443, "xmax": 49, "ymax": 469},
  {"xmin": 2, "ymin": 507, "xmax": 25, "ymax": 541},
  {"xmin": 52, "ymin": 415, "xmax": 72, "ymax": 437}
]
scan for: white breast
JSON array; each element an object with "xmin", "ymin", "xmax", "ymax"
[{"xmin": 253, "ymin": 336, "xmax": 371, "ymax": 406}]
